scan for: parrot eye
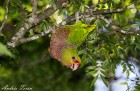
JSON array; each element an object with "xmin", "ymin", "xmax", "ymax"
[{"xmin": 72, "ymin": 56, "xmax": 75, "ymax": 60}]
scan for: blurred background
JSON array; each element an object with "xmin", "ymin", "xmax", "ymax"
[{"xmin": 0, "ymin": 0, "xmax": 140, "ymax": 91}]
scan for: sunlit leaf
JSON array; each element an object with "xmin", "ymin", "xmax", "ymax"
[
  {"xmin": 84, "ymin": 0, "xmax": 89, "ymax": 5},
  {"xmin": 0, "ymin": 43, "xmax": 14, "ymax": 58},
  {"xmin": 90, "ymin": 76, "xmax": 98, "ymax": 87},
  {"xmin": 124, "ymin": 0, "xmax": 132, "ymax": 6},
  {"xmin": 101, "ymin": 70, "xmax": 109, "ymax": 77},
  {"xmin": 126, "ymin": 70, "xmax": 130, "ymax": 77},
  {"xmin": 123, "ymin": 64, "xmax": 127, "ymax": 73},
  {"xmin": 78, "ymin": 49, "xmax": 85, "ymax": 55},
  {"xmin": 87, "ymin": 66, "xmax": 97, "ymax": 70},
  {"xmin": 86, "ymin": 70, "xmax": 98, "ymax": 76},
  {"xmin": 120, "ymin": 82, "xmax": 128, "ymax": 85},
  {"xmin": 92, "ymin": 0, "xmax": 99, "ymax": 5},
  {"xmin": 100, "ymin": 75, "xmax": 108, "ymax": 87},
  {"xmin": 0, "ymin": 7, "xmax": 5, "ymax": 21}
]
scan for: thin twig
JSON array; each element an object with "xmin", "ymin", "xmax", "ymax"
[
  {"xmin": 18, "ymin": 27, "xmax": 54, "ymax": 45},
  {"xmin": 90, "ymin": 8, "xmax": 126, "ymax": 15},
  {"xmin": 75, "ymin": 11, "xmax": 79, "ymax": 22},
  {"xmin": 0, "ymin": 0, "xmax": 9, "ymax": 32},
  {"xmin": 99, "ymin": 15, "xmax": 140, "ymax": 35}
]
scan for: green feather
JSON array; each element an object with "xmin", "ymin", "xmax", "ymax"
[
  {"xmin": 67, "ymin": 21, "xmax": 96, "ymax": 47},
  {"xmin": 61, "ymin": 47, "xmax": 81, "ymax": 67}
]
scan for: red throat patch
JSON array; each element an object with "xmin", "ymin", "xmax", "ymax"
[
  {"xmin": 74, "ymin": 60, "xmax": 80, "ymax": 63},
  {"xmin": 70, "ymin": 61, "xmax": 80, "ymax": 71}
]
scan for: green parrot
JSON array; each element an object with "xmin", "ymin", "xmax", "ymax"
[{"xmin": 50, "ymin": 21, "xmax": 95, "ymax": 70}]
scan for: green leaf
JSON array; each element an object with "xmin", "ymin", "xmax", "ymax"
[
  {"xmin": 79, "ymin": 4, "xmax": 85, "ymax": 12},
  {"xmin": 78, "ymin": 49, "xmax": 85, "ymax": 55},
  {"xmin": 126, "ymin": 70, "xmax": 130, "ymax": 77},
  {"xmin": 80, "ymin": 54, "xmax": 88, "ymax": 68},
  {"xmin": 87, "ymin": 66, "xmax": 97, "ymax": 70},
  {"xmin": 136, "ymin": 4, "xmax": 140, "ymax": 9},
  {"xmin": 0, "ymin": 43, "xmax": 14, "ymax": 58},
  {"xmin": 120, "ymin": 82, "xmax": 128, "ymax": 85},
  {"xmin": 123, "ymin": 64, "xmax": 127, "ymax": 73},
  {"xmin": 101, "ymin": 70, "xmax": 109, "ymax": 77},
  {"xmin": 135, "ymin": 84, "xmax": 140, "ymax": 90},
  {"xmin": 87, "ymin": 53, "xmax": 95, "ymax": 64},
  {"xmin": 130, "ymin": 36, "xmax": 135, "ymax": 44},
  {"xmin": 124, "ymin": 0, "xmax": 132, "ymax": 6},
  {"xmin": 84, "ymin": 0, "xmax": 89, "ymax": 5},
  {"xmin": 90, "ymin": 76, "xmax": 98, "ymax": 87},
  {"xmin": 86, "ymin": 70, "xmax": 98, "ymax": 76},
  {"xmin": 124, "ymin": 24, "xmax": 139, "ymax": 30},
  {"xmin": 87, "ymin": 40, "xmax": 94, "ymax": 45},
  {"xmin": 0, "ymin": 32, "xmax": 4, "ymax": 36},
  {"xmin": 136, "ymin": 44, "xmax": 140, "ymax": 50},
  {"xmin": 120, "ymin": 52, "xmax": 125, "ymax": 59},
  {"xmin": 111, "ymin": 64, "xmax": 116, "ymax": 74},
  {"xmin": 100, "ymin": 75, "xmax": 108, "ymax": 87},
  {"xmin": 129, "ymin": 68, "xmax": 135, "ymax": 74}
]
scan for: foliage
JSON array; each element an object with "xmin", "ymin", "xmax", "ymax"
[
  {"xmin": 0, "ymin": 0, "xmax": 140, "ymax": 91},
  {"xmin": 0, "ymin": 42, "xmax": 14, "ymax": 57}
]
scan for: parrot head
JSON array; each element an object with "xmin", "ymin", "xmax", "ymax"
[
  {"xmin": 61, "ymin": 47, "xmax": 81, "ymax": 71},
  {"xmin": 69, "ymin": 56, "xmax": 81, "ymax": 70}
]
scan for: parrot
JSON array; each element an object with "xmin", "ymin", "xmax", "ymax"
[{"xmin": 50, "ymin": 21, "xmax": 96, "ymax": 70}]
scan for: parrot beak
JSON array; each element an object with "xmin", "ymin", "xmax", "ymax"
[{"xmin": 70, "ymin": 61, "xmax": 80, "ymax": 71}]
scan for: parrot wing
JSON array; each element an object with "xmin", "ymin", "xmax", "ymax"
[{"xmin": 50, "ymin": 26, "xmax": 72, "ymax": 61}]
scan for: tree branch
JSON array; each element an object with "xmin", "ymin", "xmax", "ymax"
[
  {"xmin": 31, "ymin": 0, "xmax": 38, "ymax": 25},
  {"xmin": 111, "ymin": 26, "xmax": 140, "ymax": 35},
  {"xmin": 17, "ymin": 27, "xmax": 54, "ymax": 46},
  {"xmin": 0, "ymin": 0, "xmax": 9, "ymax": 32},
  {"xmin": 7, "ymin": 0, "xmax": 64, "ymax": 47},
  {"xmin": 88, "ymin": 8, "xmax": 126, "ymax": 15},
  {"xmin": 99, "ymin": 15, "xmax": 140, "ymax": 35}
]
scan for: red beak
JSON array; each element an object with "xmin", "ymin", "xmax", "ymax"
[{"xmin": 70, "ymin": 60, "xmax": 80, "ymax": 71}]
